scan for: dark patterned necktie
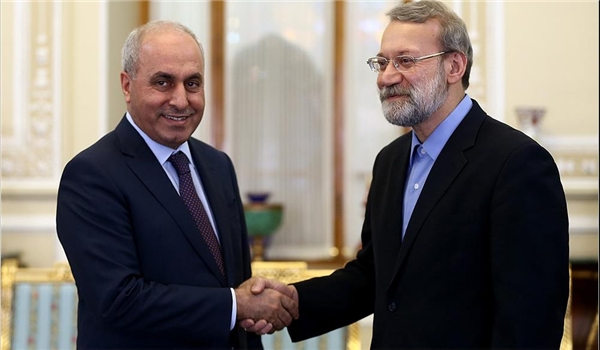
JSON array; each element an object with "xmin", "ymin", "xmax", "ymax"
[{"xmin": 168, "ymin": 151, "xmax": 225, "ymax": 277}]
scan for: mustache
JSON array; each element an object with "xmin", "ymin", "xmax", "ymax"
[
  {"xmin": 161, "ymin": 108, "xmax": 196, "ymax": 117},
  {"xmin": 379, "ymin": 85, "xmax": 411, "ymax": 102}
]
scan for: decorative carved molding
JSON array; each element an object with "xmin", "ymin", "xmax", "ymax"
[
  {"xmin": 454, "ymin": 1, "xmax": 489, "ymax": 109},
  {"xmin": 1, "ymin": 215, "xmax": 56, "ymax": 233},
  {"xmin": 0, "ymin": 260, "xmax": 18, "ymax": 350},
  {"xmin": 1, "ymin": 2, "xmax": 61, "ymax": 189},
  {"xmin": 540, "ymin": 136, "xmax": 599, "ymax": 197}
]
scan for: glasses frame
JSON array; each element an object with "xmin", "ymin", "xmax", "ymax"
[{"xmin": 366, "ymin": 51, "xmax": 451, "ymax": 73}]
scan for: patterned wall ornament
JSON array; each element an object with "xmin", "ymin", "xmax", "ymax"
[{"xmin": 1, "ymin": 2, "xmax": 61, "ymax": 188}]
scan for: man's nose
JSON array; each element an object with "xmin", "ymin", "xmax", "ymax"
[
  {"xmin": 170, "ymin": 83, "xmax": 189, "ymax": 109},
  {"xmin": 377, "ymin": 63, "xmax": 404, "ymax": 89}
]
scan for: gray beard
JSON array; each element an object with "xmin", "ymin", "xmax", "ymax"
[{"xmin": 380, "ymin": 67, "xmax": 448, "ymax": 127}]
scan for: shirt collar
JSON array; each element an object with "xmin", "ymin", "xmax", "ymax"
[
  {"xmin": 410, "ymin": 94, "xmax": 473, "ymax": 162},
  {"xmin": 126, "ymin": 112, "xmax": 192, "ymax": 165}
]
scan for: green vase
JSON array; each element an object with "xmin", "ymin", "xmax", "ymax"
[{"xmin": 243, "ymin": 194, "xmax": 283, "ymax": 260}]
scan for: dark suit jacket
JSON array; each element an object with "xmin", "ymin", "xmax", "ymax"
[
  {"xmin": 288, "ymin": 100, "xmax": 570, "ymax": 349},
  {"xmin": 56, "ymin": 117, "xmax": 261, "ymax": 350}
]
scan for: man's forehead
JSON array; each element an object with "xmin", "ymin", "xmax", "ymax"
[{"xmin": 381, "ymin": 20, "xmax": 441, "ymax": 49}]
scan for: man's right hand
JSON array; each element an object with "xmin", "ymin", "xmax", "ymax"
[{"xmin": 235, "ymin": 277, "xmax": 299, "ymax": 331}]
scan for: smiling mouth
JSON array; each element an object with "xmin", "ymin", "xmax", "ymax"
[{"xmin": 163, "ymin": 114, "xmax": 189, "ymax": 121}]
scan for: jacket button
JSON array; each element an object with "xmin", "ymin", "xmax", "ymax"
[{"xmin": 388, "ymin": 302, "xmax": 397, "ymax": 312}]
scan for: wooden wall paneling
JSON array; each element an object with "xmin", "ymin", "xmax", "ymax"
[
  {"xmin": 139, "ymin": 1, "xmax": 149, "ymax": 25},
  {"xmin": 332, "ymin": 0, "xmax": 346, "ymax": 265},
  {"xmin": 571, "ymin": 262, "xmax": 599, "ymax": 350},
  {"xmin": 210, "ymin": 1, "xmax": 225, "ymax": 150}
]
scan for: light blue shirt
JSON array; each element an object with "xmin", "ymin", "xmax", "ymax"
[
  {"xmin": 125, "ymin": 113, "xmax": 237, "ymax": 330},
  {"xmin": 402, "ymin": 95, "xmax": 473, "ymax": 240}
]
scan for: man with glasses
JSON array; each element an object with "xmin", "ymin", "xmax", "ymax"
[{"xmin": 245, "ymin": 1, "xmax": 569, "ymax": 348}]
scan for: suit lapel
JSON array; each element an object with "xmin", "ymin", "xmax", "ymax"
[
  {"xmin": 390, "ymin": 102, "xmax": 486, "ymax": 279},
  {"xmin": 381, "ymin": 136, "xmax": 412, "ymax": 263},
  {"xmin": 115, "ymin": 118, "xmax": 227, "ymax": 285}
]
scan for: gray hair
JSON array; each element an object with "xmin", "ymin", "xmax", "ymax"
[
  {"xmin": 387, "ymin": 0, "xmax": 473, "ymax": 89},
  {"xmin": 121, "ymin": 20, "xmax": 204, "ymax": 79}
]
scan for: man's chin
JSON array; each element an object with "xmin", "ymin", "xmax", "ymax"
[{"xmin": 384, "ymin": 114, "xmax": 410, "ymax": 127}]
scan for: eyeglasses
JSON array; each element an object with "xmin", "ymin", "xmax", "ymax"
[{"xmin": 366, "ymin": 51, "xmax": 451, "ymax": 73}]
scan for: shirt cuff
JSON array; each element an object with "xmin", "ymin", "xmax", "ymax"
[{"xmin": 230, "ymin": 288, "xmax": 236, "ymax": 330}]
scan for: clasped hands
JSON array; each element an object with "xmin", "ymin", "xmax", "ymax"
[{"xmin": 235, "ymin": 277, "xmax": 298, "ymax": 335}]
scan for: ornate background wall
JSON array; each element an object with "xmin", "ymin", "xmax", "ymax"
[{"xmin": 1, "ymin": 0, "xmax": 598, "ymax": 267}]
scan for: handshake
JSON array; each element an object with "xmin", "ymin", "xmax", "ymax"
[{"xmin": 235, "ymin": 277, "xmax": 299, "ymax": 335}]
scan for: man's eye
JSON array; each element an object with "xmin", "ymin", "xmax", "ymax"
[
  {"xmin": 399, "ymin": 57, "xmax": 412, "ymax": 64},
  {"xmin": 186, "ymin": 81, "xmax": 202, "ymax": 90}
]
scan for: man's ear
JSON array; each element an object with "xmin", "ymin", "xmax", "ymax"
[
  {"xmin": 120, "ymin": 71, "xmax": 132, "ymax": 103},
  {"xmin": 447, "ymin": 51, "xmax": 467, "ymax": 85}
]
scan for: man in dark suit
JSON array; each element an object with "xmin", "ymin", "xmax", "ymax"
[
  {"xmin": 56, "ymin": 20, "xmax": 297, "ymax": 349},
  {"xmin": 245, "ymin": 1, "xmax": 570, "ymax": 348}
]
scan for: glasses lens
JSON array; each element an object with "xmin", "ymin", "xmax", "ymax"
[
  {"xmin": 393, "ymin": 56, "xmax": 416, "ymax": 71},
  {"xmin": 368, "ymin": 57, "xmax": 387, "ymax": 72}
]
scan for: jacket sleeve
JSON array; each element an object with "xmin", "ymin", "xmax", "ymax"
[{"xmin": 489, "ymin": 142, "xmax": 570, "ymax": 348}]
